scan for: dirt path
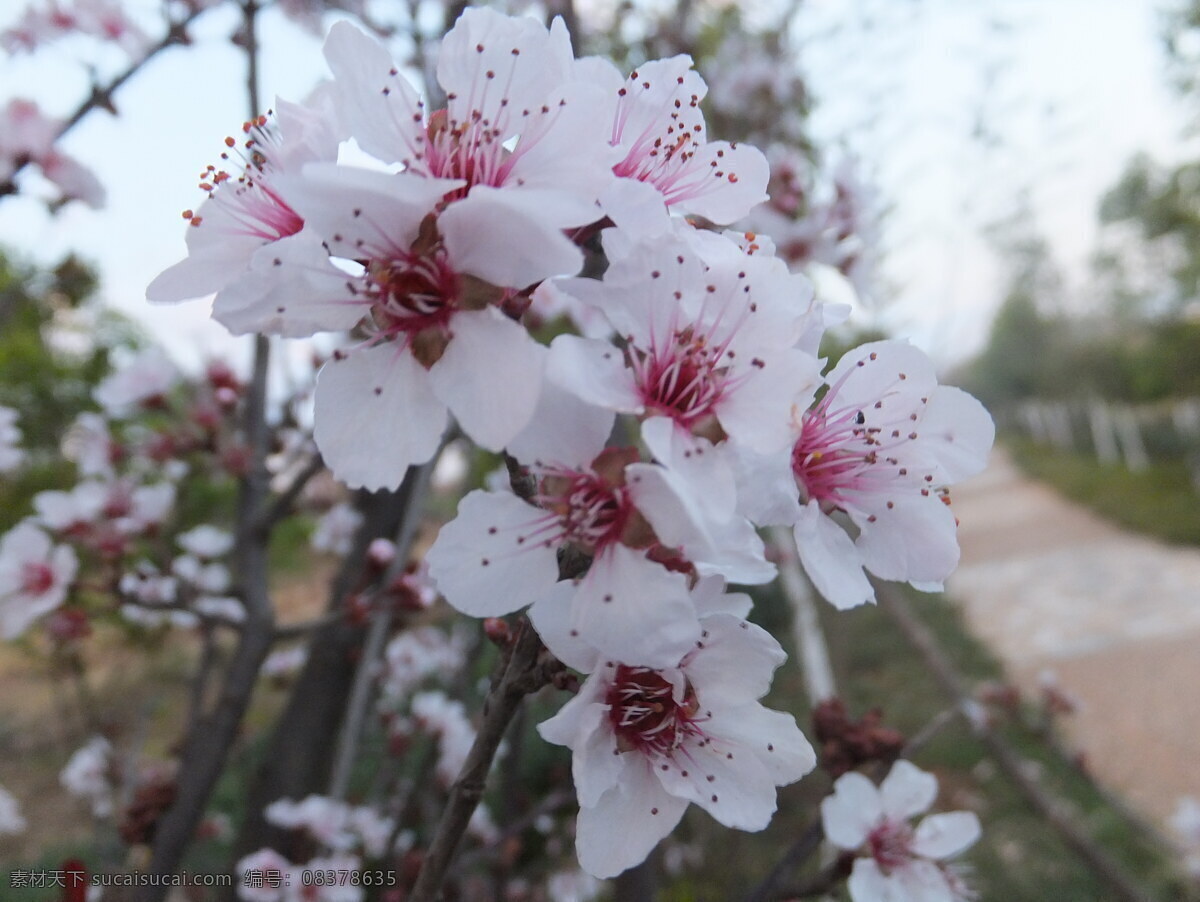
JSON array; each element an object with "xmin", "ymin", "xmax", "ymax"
[{"xmin": 946, "ymin": 449, "xmax": 1200, "ymax": 830}]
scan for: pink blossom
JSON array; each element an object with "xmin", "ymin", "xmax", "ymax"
[
  {"xmin": 2, "ymin": 0, "xmax": 148, "ymax": 55},
  {"xmin": 536, "ymin": 581, "xmax": 815, "ymax": 878},
  {"xmin": 0, "ymin": 521, "xmax": 78, "ymax": 639},
  {"xmin": 821, "ymin": 760, "xmax": 980, "ymax": 902},
  {"xmin": 548, "ymin": 227, "xmax": 822, "ymax": 454},
  {"xmin": 147, "ymin": 96, "xmax": 344, "ymax": 320},
  {"xmin": 598, "ymin": 56, "xmax": 770, "ymax": 232},
  {"xmin": 322, "ymin": 11, "xmax": 619, "ymax": 286},
  {"xmin": 736, "ymin": 340, "xmax": 993, "ymax": 608}
]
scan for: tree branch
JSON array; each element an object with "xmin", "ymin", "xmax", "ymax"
[
  {"xmin": 408, "ymin": 621, "xmax": 561, "ymax": 901},
  {"xmin": 0, "ymin": 7, "xmax": 205, "ymax": 201}
]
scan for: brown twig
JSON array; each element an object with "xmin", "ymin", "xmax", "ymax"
[
  {"xmin": 0, "ymin": 7, "xmax": 204, "ymax": 201},
  {"xmin": 135, "ymin": 7, "xmax": 274, "ymax": 897},
  {"xmin": 408, "ymin": 621, "xmax": 561, "ymax": 901}
]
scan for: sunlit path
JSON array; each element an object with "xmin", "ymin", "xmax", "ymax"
[{"xmin": 947, "ymin": 449, "xmax": 1200, "ymax": 828}]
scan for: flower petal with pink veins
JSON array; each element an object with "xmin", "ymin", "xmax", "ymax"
[
  {"xmin": 571, "ymin": 546, "xmax": 699, "ymax": 669},
  {"xmin": 546, "ymin": 334, "xmax": 642, "ymax": 414},
  {"xmin": 879, "ymin": 759, "xmax": 938, "ymax": 821},
  {"xmin": 912, "ymin": 811, "xmax": 982, "ymax": 860},
  {"xmin": 852, "ymin": 494, "xmax": 959, "ymax": 585},
  {"xmin": 438, "ymin": 187, "xmax": 589, "ymax": 288},
  {"xmin": 679, "ymin": 614, "xmax": 783, "ymax": 708},
  {"xmin": 425, "ymin": 489, "xmax": 558, "ymax": 617},
  {"xmin": 824, "ymin": 340, "xmax": 937, "ymax": 418},
  {"xmin": 210, "ymin": 230, "xmax": 364, "ymax": 338},
  {"xmin": 793, "ymin": 502, "xmax": 875, "ymax": 610},
  {"xmin": 426, "ymin": 308, "xmax": 544, "ymax": 451},
  {"xmin": 662, "ymin": 140, "xmax": 770, "ymax": 224},
  {"xmin": 313, "ymin": 344, "xmax": 447, "ymax": 490},
  {"xmin": 322, "ymin": 22, "xmax": 427, "ymax": 168},
  {"xmin": 821, "ymin": 771, "xmax": 883, "ymax": 850},
  {"xmin": 575, "ymin": 758, "xmax": 687, "ymax": 879}
]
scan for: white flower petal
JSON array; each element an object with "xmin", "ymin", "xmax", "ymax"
[
  {"xmin": 529, "ymin": 581, "xmax": 600, "ymax": 674},
  {"xmin": 793, "ymin": 502, "xmax": 875, "ymax": 609},
  {"xmin": 912, "ymin": 810, "xmax": 981, "ymax": 860},
  {"xmin": 880, "ymin": 759, "xmax": 938, "ymax": 821},
  {"xmin": 575, "ymin": 758, "xmax": 687, "ymax": 879},
  {"xmin": 546, "ymin": 334, "xmax": 642, "ymax": 414},
  {"xmin": 821, "ymin": 771, "xmax": 882, "ymax": 850},
  {"xmin": 682, "ymin": 614, "xmax": 784, "ymax": 708},
  {"xmin": 426, "ymin": 489, "xmax": 559, "ymax": 617},
  {"xmin": 571, "ymin": 547, "xmax": 699, "ymax": 669},
  {"xmin": 439, "ymin": 188, "xmax": 585, "ymax": 288},
  {"xmin": 313, "ymin": 344, "xmax": 447, "ymax": 490},
  {"xmin": 427, "ymin": 308, "xmax": 544, "ymax": 451},
  {"xmin": 505, "ymin": 378, "xmax": 615, "ymax": 468}
]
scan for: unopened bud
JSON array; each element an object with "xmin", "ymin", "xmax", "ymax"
[
  {"xmin": 483, "ymin": 618, "xmax": 511, "ymax": 647},
  {"xmin": 367, "ymin": 538, "xmax": 397, "ymax": 569}
]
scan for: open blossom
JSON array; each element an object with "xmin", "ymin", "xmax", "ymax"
[
  {"xmin": 737, "ymin": 340, "xmax": 994, "ymax": 608},
  {"xmin": 822, "ymin": 760, "xmax": 981, "ymax": 902},
  {"xmin": 0, "ymin": 98, "xmax": 104, "ymax": 207},
  {"xmin": 147, "ymin": 95, "xmax": 344, "ymax": 322},
  {"xmin": 549, "ymin": 226, "xmax": 822, "ymax": 455},
  {"xmin": 323, "ymin": 10, "xmax": 618, "ymax": 285},
  {"xmin": 0, "ymin": 783, "xmax": 27, "ymax": 835},
  {"xmin": 596, "ymin": 55, "xmax": 770, "ymax": 233},
  {"xmin": 94, "ymin": 348, "xmax": 179, "ymax": 415},
  {"xmin": 0, "ymin": 522, "xmax": 78, "ymax": 639},
  {"xmin": 2, "ymin": 0, "xmax": 149, "ymax": 55},
  {"xmin": 536, "ymin": 579, "xmax": 815, "ymax": 878},
  {"xmin": 410, "ymin": 691, "xmax": 478, "ymax": 787}
]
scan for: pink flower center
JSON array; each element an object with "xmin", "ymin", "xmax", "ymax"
[
  {"xmin": 630, "ymin": 328, "xmax": 730, "ymax": 428},
  {"xmin": 791, "ymin": 358, "xmax": 931, "ymax": 513},
  {"xmin": 867, "ymin": 819, "xmax": 915, "ymax": 873},
  {"xmin": 21, "ymin": 561, "xmax": 54, "ymax": 595},
  {"xmin": 606, "ymin": 665, "xmax": 700, "ymax": 756},
  {"xmin": 367, "ymin": 249, "xmax": 460, "ymax": 339},
  {"xmin": 535, "ymin": 468, "xmax": 632, "ymax": 555}
]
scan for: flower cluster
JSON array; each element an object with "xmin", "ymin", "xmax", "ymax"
[
  {"xmin": 822, "ymin": 760, "xmax": 981, "ymax": 902},
  {"xmin": 148, "ymin": 6, "xmax": 993, "ymax": 883}
]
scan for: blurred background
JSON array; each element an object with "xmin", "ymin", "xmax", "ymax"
[{"xmin": 0, "ymin": 0, "xmax": 1198, "ymax": 899}]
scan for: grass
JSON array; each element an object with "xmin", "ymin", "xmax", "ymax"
[{"xmin": 1008, "ymin": 436, "xmax": 1200, "ymax": 546}]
